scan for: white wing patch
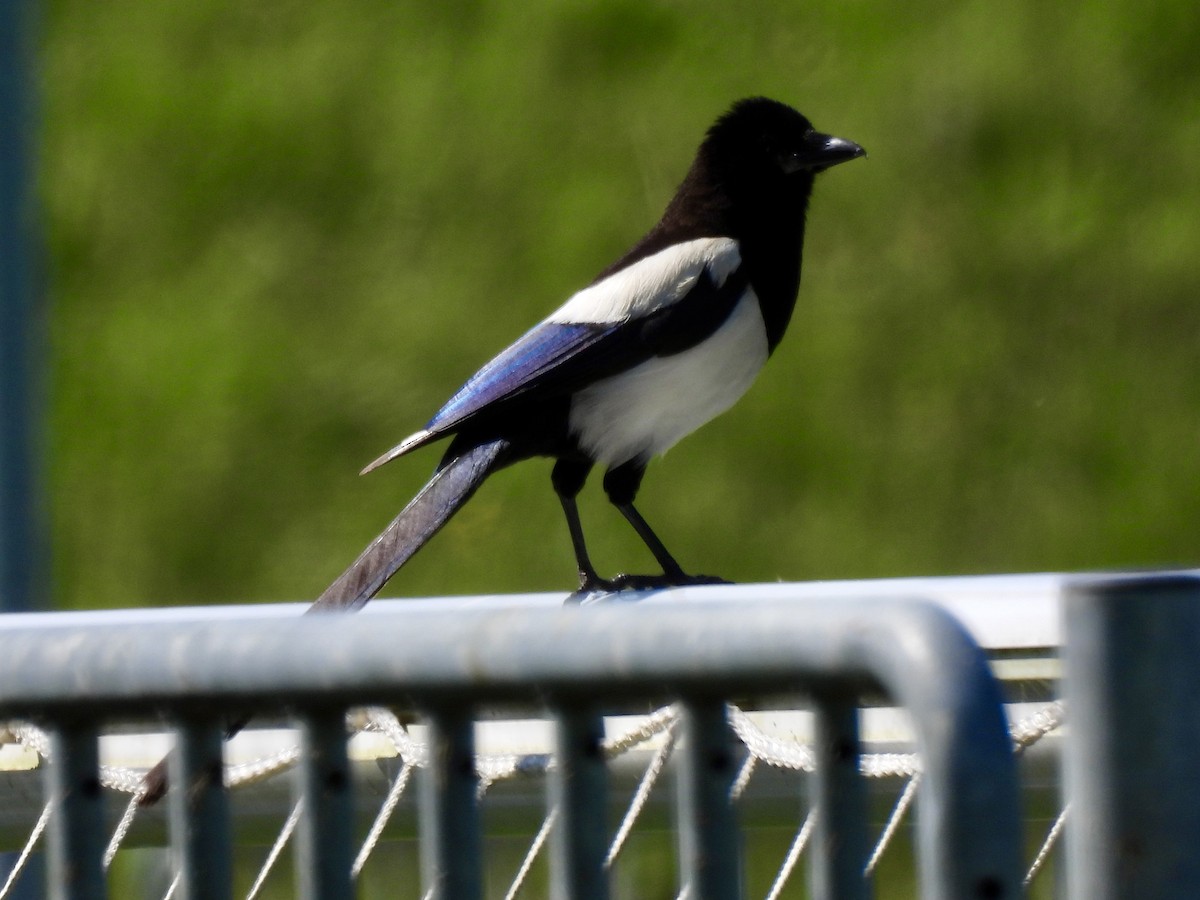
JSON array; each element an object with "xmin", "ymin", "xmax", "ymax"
[
  {"xmin": 547, "ymin": 237, "xmax": 741, "ymax": 325},
  {"xmin": 568, "ymin": 289, "xmax": 770, "ymax": 467}
]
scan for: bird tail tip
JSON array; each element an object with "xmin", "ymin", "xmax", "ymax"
[{"xmin": 360, "ymin": 429, "xmax": 434, "ymax": 475}]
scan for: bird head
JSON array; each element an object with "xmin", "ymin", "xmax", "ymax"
[{"xmin": 698, "ymin": 97, "xmax": 865, "ymax": 205}]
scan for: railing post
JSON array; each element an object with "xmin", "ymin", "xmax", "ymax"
[
  {"xmin": 0, "ymin": 0, "xmax": 46, "ymax": 617},
  {"xmin": 294, "ymin": 708, "xmax": 355, "ymax": 900},
  {"xmin": 168, "ymin": 718, "xmax": 231, "ymax": 900},
  {"xmin": 44, "ymin": 722, "xmax": 105, "ymax": 900},
  {"xmin": 809, "ymin": 695, "xmax": 869, "ymax": 900},
  {"xmin": 676, "ymin": 700, "xmax": 740, "ymax": 899},
  {"xmin": 1064, "ymin": 574, "xmax": 1200, "ymax": 899},
  {"xmin": 549, "ymin": 707, "xmax": 609, "ymax": 900},
  {"xmin": 420, "ymin": 707, "xmax": 481, "ymax": 900},
  {"xmin": 2, "ymin": 8, "xmax": 49, "ymax": 892}
]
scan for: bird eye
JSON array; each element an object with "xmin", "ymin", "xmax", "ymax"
[{"xmin": 775, "ymin": 148, "xmax": 804, "ymax": 174}]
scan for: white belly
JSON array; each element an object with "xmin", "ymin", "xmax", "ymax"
[{"xmin": 569, "ymin": 291, "xmax": 770, "ymax": 467}]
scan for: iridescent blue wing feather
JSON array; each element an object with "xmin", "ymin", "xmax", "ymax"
[
  {"xmin": 426, "ymin": 321, "xmax": 621, "ymax": 433},
  {"xmin": 361, "ymin": 239, "xmax": 746, "ymax": 473}
]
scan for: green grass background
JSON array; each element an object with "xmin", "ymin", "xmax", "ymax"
[{"xmin": 41, "ymin": 0, "xmax": 1199, "ymax": 610}]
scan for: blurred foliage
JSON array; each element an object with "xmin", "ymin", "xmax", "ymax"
[{"xmin": 39, "ymin": 0, "xmax": 1199, "ymax": 609}]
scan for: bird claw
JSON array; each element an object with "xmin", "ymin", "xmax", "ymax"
[
  {"xmin": 610, "ymin": 572, "xmax": 730, "ymax": 590},
  {"xmin": 565, "ymin": 571, "xmax": 731, "ymax": 603}
]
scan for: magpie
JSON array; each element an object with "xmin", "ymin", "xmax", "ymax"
[
  {"xmin": 137, "ymin": 98, "xmax": 861, "ymax": 803},
  {"xmin": 319, "ymin": 96, "xmax": 864, "ymax": 605}
]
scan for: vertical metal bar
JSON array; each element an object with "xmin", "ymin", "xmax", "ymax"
[
  {"xmin": 167, "ymin": 719, "xmax": 231, "ymax": 900},
  {"xmin": 419, "ymin": 707, "xmax": 481, "ymax": 900},
  {"xmin": 676, "ymin": 700, "xmax": 740, "ymax": 900},
  {"xmin": 294, "ymin": 708, "xmax": 354, "ymax": 900},
  {"xmin": 44, "ymin": 722, "xmax": 105, "ymax": 900},
  {"xmin": 0, "ymin": 0, "xmax": 45, "ymax": 615},
  {"xmin": 809, "ymin": 696, "xmax": 869, "ymax": 900},
  {"xmin": 549, "ymin": 707, "xmax": 608, "ymax": 900},
  {"xmin": 1064, "ymin": 574, "xmax": 1200, "ymax": 900},
  {"xmin": 1, "ymin": 7, "xmax": 48, "ymax": 888}
]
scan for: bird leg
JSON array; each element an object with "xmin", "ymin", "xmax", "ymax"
[
  {"xmin": 613, "ymin": 500, "xmax": 685, "ymax": 579},
  {"xmin": 558, "ymin": 492, "xmax": 617, "ymax": 593},
  {"xmin": 554, "ymin": 459, "xmax": 730, "ymax": 597},
  {"xmin": 612, "ymin": 502, "xmax": 729, "ymax": 589},
  {"xmin": 552, "ymin": 458, "xmax": 616, "ymax": 593},
  {"xmin": 611, "ymin": 503, "xmax": 686, "ymax": 579},
  {"xmin": 603, "ymin": 463, "xmax": 730, "ymax": 589}
]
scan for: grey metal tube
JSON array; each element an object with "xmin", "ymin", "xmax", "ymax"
[
  {"xmin": 168, "ymin": 720, "xmax": 231, "ymax": 900},
  {"xmin": 549, "ymin": 708, "xmax": 609, "ymax": 900},
  {"xmin": 44, "ymin": 723, "xmax": 105, "ymax": 900},
  {"xmin": 419, "ymin": 708, "xmax": 481, "ymax": 900},
  {"xmin": 1063, "ymin": 574, "xmax": 1200, "ymax": 899},
  {"xmin": 294, "ymin": 709, "xmax": 354, "ymax": 900},
  {"xmin": 676, "ymin": 700, "xmax": 740, "ymax": 899},
  {"xmin": 809, "ymin": 695, "xmax": 869, "ymax": 900}
]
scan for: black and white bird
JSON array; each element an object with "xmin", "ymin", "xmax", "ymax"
[
  {"xmin": 319, "ymin": 96, "xmax": 864, "ymax": 607},
  {"xmin": 138, "ymin": 98, "xmax": 862, "ymax": 804}
]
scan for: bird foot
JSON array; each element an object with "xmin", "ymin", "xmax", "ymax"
[
  {"xmin": 611, "ymin": 571, "xmax": 730, "ymax": 590},
  {"xmin": 566, "ymin": 571, "xmax": 731, "ymax": 603}
]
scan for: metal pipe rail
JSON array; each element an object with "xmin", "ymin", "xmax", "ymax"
[{"xmin": 0, "ymin": 595, "xmax": 1022, "ymax": 900}]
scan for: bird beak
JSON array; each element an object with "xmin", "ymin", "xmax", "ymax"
[{"xmin": 784, "ymin": 132, "xmax": 867, "ymax": 173}]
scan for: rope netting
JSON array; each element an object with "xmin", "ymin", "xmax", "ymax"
[{"xmin": 0, "ymin": 700, "xmax": 1065, "ymax": 898}]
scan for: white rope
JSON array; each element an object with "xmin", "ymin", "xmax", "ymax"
[
  {"xmin": 1025, "ymin": 803, "xmax": 1069, "ymax": 887},
  {"xmin": 478, "ymin": 751, "xmax": 536, "ymax": 793},
  {"xmin": 352, "ymin": 762, "xmax": 414, "ymax": 878},
  {"xmin": 866, "ymin": 773, "xmax": 923, "ymax": 876},
  {"xmin": 605, "ymin": 723, "xmax": 679, "ymax": 869},
  {"xmin": 161, "ymin": 872, "xmax": 179, "ymax": 900},
  {"xmin": 730, "ymin": 753, "xmax": 758, "ymax": 800},
  {"xmin": 363, "ymin": 706, "xmax": 550, "ymax": 797},
  {"xmin": 104, "ymin": 794, "xmax": 142, "ymax": 869},
  {"xmin": 604, "ymin": 704, "xmax": 679, "ymax": 756},
  {"xmin": 860, "ymin": 752, "xmax": 921, "ymax": 779},
  {"xmin": 1012, "ymin": 701, "xmax": 1065, "ymax": 752},
  {"xmin": 245, "ymin": 800, "xmax": 303, "ymax": 900},
  {"xmin": 9, "ymin": 722, "xmax": 50, "ymax": 758},
  {"xmin": 0, "ymin": 801, "xmax": 50, "ymax": 900},
  {"xmin": 11, "ymin": 721, "xmax": 157, "ymax": 794},
  {"xmin": 364, "ymin": 708, "xmax": 427, "ymax": 766},
  {"xmin": 225, "ymin": 746, "xmax": 302, "ymax": 790},
  {"xmin": 100, "ymin": 763, "xmax": 148, "ymax": 795},
  {"xmin": 728, "ymin": 706, "xmax": 816, "ymax": 772},
  {"xmin": 729, "ymin": 707, "xmax": 923, "ymax": 779},
  {"xmin": 763, "ymin": 808, "xmax": 817, "ymax": 900},
  {"xmin": 504, "ymin": 807, "xmax": 558, "ymax": 900}
]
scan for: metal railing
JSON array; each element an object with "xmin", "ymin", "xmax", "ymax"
[{"xmin": 0, "ymin": 589, "xmax": 1027, "ymax": 900}]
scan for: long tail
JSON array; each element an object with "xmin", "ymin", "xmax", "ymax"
[
  {"xmin": 138, "ymin": 437, "xmax": 509, "ymax": 805},
  {"xmin": 311, "ymin": 437, "xmax": 510, "ymax": 611}
]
